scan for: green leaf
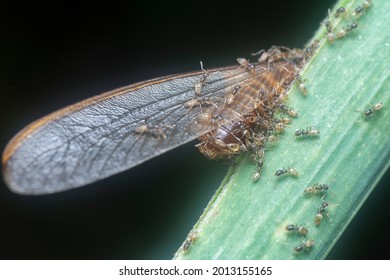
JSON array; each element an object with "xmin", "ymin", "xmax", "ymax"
[{"xmin": 174, "ymin": 0, "xmax": 390, "ymax": 260}]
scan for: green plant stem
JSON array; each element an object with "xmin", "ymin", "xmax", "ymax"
[{"xmin": 174, "ymin": 0, "xmax": 390, "ymax": 260}]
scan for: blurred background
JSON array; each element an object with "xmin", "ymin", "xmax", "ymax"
[{"xmin": 0, "ymin": 0, "xmax": 389, "ymax": 259}]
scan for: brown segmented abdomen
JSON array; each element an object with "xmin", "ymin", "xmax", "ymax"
[{"xmin": 196, "ymin": 52, "xmax": 301, "ymax": 159}]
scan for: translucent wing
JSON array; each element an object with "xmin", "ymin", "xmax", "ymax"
[{"xmin": 2, "ymin": 65, "xmax": 258, "ymax": 194}]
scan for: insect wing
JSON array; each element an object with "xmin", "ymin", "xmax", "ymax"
[{"xmin": 2, "ymin": 66, "xmax": 253, "ymax": 195}]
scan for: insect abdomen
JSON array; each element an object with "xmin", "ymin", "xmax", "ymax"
[{"xmin": 197, "ymin": 51, "xmax": 300, "ymax": 159}]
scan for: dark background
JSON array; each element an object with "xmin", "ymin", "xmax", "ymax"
[{"xmin": 0, "ymin": 0, "xmax": 389, "ymax": 259}]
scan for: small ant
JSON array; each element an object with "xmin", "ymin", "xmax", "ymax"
[
  {"xmin": 315, "ymin": 201, "xmax": 329, "ymax": 226},
  {"xmin": 324, "ymin": 14, "xmax": 336, "ymax": 44},
  {"xmin": 334, "ymin": 7, "xmax": 346, "ymax": 18},
  {"xmin": 352, "ymin": 1, "xmax": 372, "ymax": 17},
  {"xmin": 278, "ymin": 104, "xmax": 298, "ymax": 117},
  {"xmin": 224, "ymin": 85, "xmax": 241, "ymax": 105},
  {"xmin": 135, "ymin": 123, "xmax": 175, "ymax": 139},
  {"xmin": 294, "ymin": 127, "xmax": 320, "ymax": 137},
  {"xmin": 194, "ymin": 61, "xmax": 209, "ymax": 96},
  {"xmin": 303, "ymin": 39, "xmax": 320, "ymax": 63},
  {"xmin": 285, "ymin": 224, "xmax": 308, "ymax": 236},
  {"xmin": 274, "ymin": 117, "xmax": 292, "ymax": 125},
  {"xmin": 183, "ymin": 230, "xmax": 199, "ymax": 253},
  {"xmin": 295, "ymin": 74, "xmax": 308, "ymax": 95},
  {"xmin": 294, "ymin": 239, "xmax": 314, "ymax": 253},
  {"xmin": 184, "ymin": 96, "xmax": 215, "ymax": 110},
  {"xmin": 275, "ymin": 167, "xmax": 298, "ymax": 177},
  {"xmin": 352, "ymin": 6, "xmax": 364, "ymax": 17},
  {"xmin": 237, "ymin": 58, "xmax": 256, "ymax": 74},
  {"xmin": 304, "ymin": 183, "xmax": 330, "ymax": 196},
  {"xmin": 363, "ymin": 102, "xmax": 383, "ymax": 119},
  {"xmin": 336, "ymin": 22, "xmax": 358, "ymax": 39}
]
